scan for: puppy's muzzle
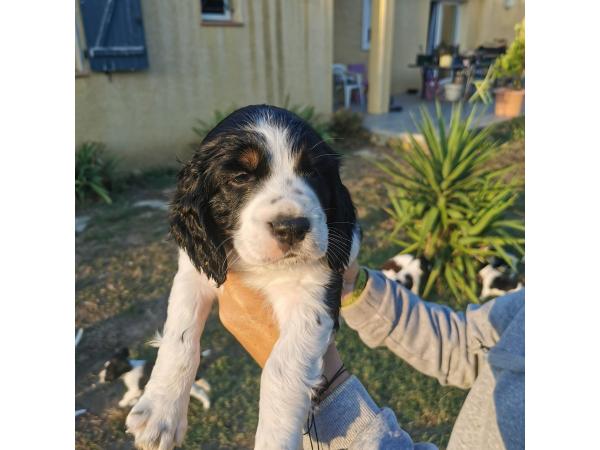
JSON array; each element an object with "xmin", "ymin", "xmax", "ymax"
[{"xmin": 268, "ymin": 216, "xmax": 311, "ymax": 250}]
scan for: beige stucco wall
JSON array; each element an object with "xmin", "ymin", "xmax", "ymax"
[
  {"xmin": 76, "ymin": 0, "xmax": 333, "ymax": 170},
  {"xmin": 389, "ymin": 0, "xmax": 430, "ymax": 94},
  {"xmin": 333, "ymin": 0, "xmax": 369, "ymax": 67},
  {"xmin": 457, "ymin": 0, "xmax": 525, "ymax": 51},
  {"xmin": 333, "ymin": 0, "xmax": 524, "ymax": 96}
]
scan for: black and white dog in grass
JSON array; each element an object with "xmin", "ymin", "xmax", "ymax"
[
  {"xmin": 99, "ymin": 348, "xmax": 211, "ymax": 410},
  {"xmin": 381, "ymin": 253, "xmax": 429, "ymax": 295},
  {"xmin": 381, "ymin": 253, "xmax": 524, "ymax": 300},
  {"xmin": 478, "ymin": 256, "xmax": 524, "ymax": 300},
  {"xmin": 125, "ymin": 105, "xmax": 360, "ymax": 450}
]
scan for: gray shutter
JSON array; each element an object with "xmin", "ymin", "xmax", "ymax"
[{"xmin": 79, "ymin": 0, "xmax": 149, "ymax": 73}]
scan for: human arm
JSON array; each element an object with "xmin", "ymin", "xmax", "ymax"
[
  {"xmin": 341, "ymin": 267, "xmax": 524, "ymax": 389},
  {"xmin": 218, "ymin": 271, "xmax": 350, "ymax": 396}
]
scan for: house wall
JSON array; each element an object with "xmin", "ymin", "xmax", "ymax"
[
  {"xmin": 76, "ymin": 0, "xmax": 333, "ymax": 170},
  {"xmin": 333, "ymin": 0, "xmax": 369, "ymax": 67},
  {"xmin": 389, "ymin": 0, "xmax": 430, "ymax": 94},
  {"xmin": 457, "ymin": 0, "xmax": 525, "ymax": 51},
  {"xmin": 333, "ymin": 0, "xmax": 524, "ymax": 97}
]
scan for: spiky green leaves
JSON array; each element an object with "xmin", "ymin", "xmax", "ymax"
[{"xmin": 376, "ymin": 103, "xmax": 524, "ymax": 304}]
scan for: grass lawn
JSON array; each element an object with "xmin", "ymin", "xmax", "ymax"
[{"xmin": 75, "ymin": 118, "xmax": 524, "ymax": 449}]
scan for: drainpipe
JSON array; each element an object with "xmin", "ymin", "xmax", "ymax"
[{"xmin": 367, "ymin": 0, "xmax": 395, "ymax": 114}]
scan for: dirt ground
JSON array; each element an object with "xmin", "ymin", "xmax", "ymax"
[{"xmin": 75, "ymin": 124, "xmax": 524, "ymax": 449}]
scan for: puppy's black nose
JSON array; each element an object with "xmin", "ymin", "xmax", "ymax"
[{"xmin": 268, "ymin": 217, "xmax": 311, "ymax": 247}]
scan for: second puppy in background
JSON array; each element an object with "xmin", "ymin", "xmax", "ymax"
[
  {"xmin": 381, "ymin": 253, "xmax": 428, "ymax": 295},
  {"xmin": 99, "ymin": 347, "xmax": 211, "ymax": 410}
]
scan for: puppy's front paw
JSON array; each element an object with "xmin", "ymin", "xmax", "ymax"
[{"xmin": 126, "ymin": 390, "xmax": 188, "ymax": 450}]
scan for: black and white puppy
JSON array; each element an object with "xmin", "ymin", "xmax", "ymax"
[
  {"xmin": 381, "ymin": 253, "xmax": 429, "ymax": 295},
  {"xmin": 99, "ymin": 347, "xmax": 212, "ymax": 410},
  {"xmin": 125, "ymin": 105, "xmax": 360, "ymax": 450},
  {"xmin": 478, "ymin": 256, "xmax": 524, "ymax": 299}
]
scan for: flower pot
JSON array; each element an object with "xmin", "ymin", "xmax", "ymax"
[
  {"xmin": 494, "ymin": 88, "xmax": 524, "ymax": 117},
  {"xmin": 444, "ymin": 83, "xmax": 464, "ymax": 102}
]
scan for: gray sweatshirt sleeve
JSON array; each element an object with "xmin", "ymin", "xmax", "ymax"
[
  {"xmin": 341, "ymin": 269, "xmax": 522, "ymax": 389},
  {"xmin": 303, "ymin": 375, "xmax": 437, "ymax": 450}
]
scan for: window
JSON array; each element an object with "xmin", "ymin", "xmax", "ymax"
[
  {"xmin": 201, "ymin": 0, "xmax": 232, "ymax": 22},
  {"xmin": 78, "ymin": 0, "xmax": 149, "ymax": 73},
  {"xmin": 426, "ymin": 1, "xmax": 461, "ymax": 54},
  {"xmin": 361, "ymin": 0, "xmax": 371, "ymax": 51}
]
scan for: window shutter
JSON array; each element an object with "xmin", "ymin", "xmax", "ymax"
[{"xmin": 79, "ymin": 0, "xmax": 149, "ymax": 73}]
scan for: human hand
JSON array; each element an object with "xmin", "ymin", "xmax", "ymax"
[
  {"xmin": 218, "ymin": 271, "xmax": 279, "ymax": 368},
  {"xmin": 218, "ymin": 271, "xmax": 350, "ymax": 396},
  {"xmin": 342, "ymin": 259, "xmax": 360, "ymax": 301}
]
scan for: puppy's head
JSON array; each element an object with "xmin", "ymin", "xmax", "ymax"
[
  {"xmin": 170, "ymin": 105, "xmax": 356, "ymax": 285},
  {"xmin": 381, "ymin": 254, "xmax": 429, "ymax": 293},
  {"xmin": 98, "ymin": 347, "xmax": 131, "ymax": 383}
]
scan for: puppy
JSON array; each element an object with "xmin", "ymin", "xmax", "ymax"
[
  {"xmin": 125, "ymin": 105, "xmax": 360, "ymax": 450},
  {"xmin": 478, "ymin": 256, "xmax": 524, "ymax": 299},
  {"xmin": 99, "ymin": 348, "xmax": 211, "ymax": 410},
  {"xmin": 381, "ymin": 253, "xmax": 428, "ymax": 295}
]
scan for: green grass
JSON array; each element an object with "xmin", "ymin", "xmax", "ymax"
[{"xmin": 76, "ymin": 121, "xmax": 523, "ymax": 449}]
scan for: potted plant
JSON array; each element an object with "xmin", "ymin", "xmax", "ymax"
[
  {"xmin": 493, "ymin": 20, "xmax": 525, "ymax": 117},
  {"xmin": 470, "ymin": 20, "xmax": 524, "ymax": 117}
]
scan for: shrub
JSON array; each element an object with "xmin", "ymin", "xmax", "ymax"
[
  {"xmin": 376, "ymin": 103, "xmax": 524, "ymax": 304},
  {"xmin": 488, "ymin": 117, "xmax": 525, "ymax": 143},
  {"xmin": 328, "ymin": 109, "xmax": 367, "ymax": 142},
  {"xmin": 493, "ymin": 20, "xmax": 525, "ymax": 89},
  {"xmin": 470, "ymin": 20, "xmax": 525, "ymax": 103},
  {"xmin": 75, "ymin": 142, "xmax": 118, "ymax": 205}
]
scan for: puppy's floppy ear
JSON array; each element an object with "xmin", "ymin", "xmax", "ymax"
[
  {"xmin": 170, "ymin": 156, "xmax": 227, "ymax": 285},
  {"xmin": 326, "ymin": 169, "xmax": 356, "ymax": 273},
  {"xmin": 323, "ymin": 167, "xmax": 356, "ymax": 330}
]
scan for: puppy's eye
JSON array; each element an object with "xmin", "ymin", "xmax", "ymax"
[{"xmin": 230, "ymin": 172, "xmax": 253, "ymax": 185}]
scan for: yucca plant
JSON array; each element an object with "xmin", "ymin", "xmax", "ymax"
[
  {"xmin": 75, "ymin": 142, "xmax": 118, "ymax": 205},
  {"xmin": 376, "ymin": 103, "xmax": 524, "ymax": 304}
]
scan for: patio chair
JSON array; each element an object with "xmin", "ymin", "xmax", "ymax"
[
  {"xmin": 347, "ymin": 63, "xmax": 368, "ymax": 91},
  {"xmin": 333, "ymin": 63, "xmax": 365, "ymax": 109}
]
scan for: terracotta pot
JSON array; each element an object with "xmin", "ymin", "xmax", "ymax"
[{"xmin": 495, "ymin": 88, "xmax": 525, "ymax": 117}]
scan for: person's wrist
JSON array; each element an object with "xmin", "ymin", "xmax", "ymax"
[
  {"xmin": 341, "ymin": 267, "xmax": 368, "ymax": 308},
  {"xmin": 318, "ymin": 341, "xmax": 350, "ymax": 401}
]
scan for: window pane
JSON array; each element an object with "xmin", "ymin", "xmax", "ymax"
[{"xmin": 202, "ymin": 0, "xmax": 225, "ymax": 14}]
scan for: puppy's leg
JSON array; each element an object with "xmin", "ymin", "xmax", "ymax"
[
  {"xmin": 254, "ymin": 295, "xmax": 333, "ymax": 450},
  {"xmin": 189, "ymin": 382, "xmax": 211, "ymax": 410},
  {"xmin": 119, "ymin": 389, "xmax": 142, "ymax": 408},
  {"xmin": 126, "ymin": 250, "xmax": 216, "ymax": 450}
]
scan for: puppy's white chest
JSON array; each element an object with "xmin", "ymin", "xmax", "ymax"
[{"xmin": 243, "ymin": 264, "xmax": 331, "ymax": 324}]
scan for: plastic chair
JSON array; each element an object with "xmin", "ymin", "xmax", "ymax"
[{"xmin": 333, "ymin": 64, "xmax": 365, "ymax": 109}]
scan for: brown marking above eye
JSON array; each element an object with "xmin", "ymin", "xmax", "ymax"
[
  {"xmin": 381, "ymin": 260, "xmax": 402, "ymax": 272},
  {"xmin": 239, "ymin": 148, "xmax": 260, "ymax": 171}
]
